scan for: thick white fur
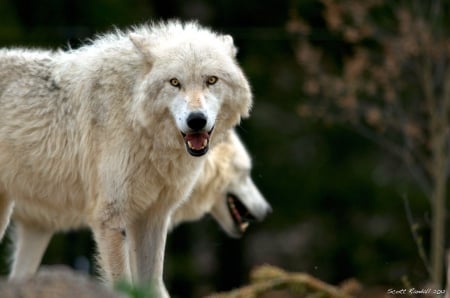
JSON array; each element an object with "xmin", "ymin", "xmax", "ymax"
[
  {"xmin": 0, "ymin": 20, "xmax": 252, "ymax": 298},
  {"xmin": 9, "ymin": 130, "xmax": 271, "ymax": 284}
]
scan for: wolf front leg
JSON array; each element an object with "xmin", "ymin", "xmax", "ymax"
[
  {"xmin": 92, "ymin": 222, "xmax": 131, "ymax": 284},
  {"xmin": 127, "ymin": 204, "xmax": 171, "ymax": 298},
  {"xmin": 9, "ymin": 222, "xmax": 53, "ymax": 278},
  {"xmin": 94, "ymin": 147, "xmax": 135, "ymax": 284}
]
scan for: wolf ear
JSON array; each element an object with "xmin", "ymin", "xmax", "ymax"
[
  {"xmin": 221, "ymin": 35, "xmax": 237, "ymax": 57},
  {"xmin": 129, "ymin": 33, "xmax": 154, "ymax": 63}
]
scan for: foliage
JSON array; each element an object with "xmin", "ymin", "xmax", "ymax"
[
  {"xmin": 115, "ymin": 279, "xmax": 156, "ymax": 298},
  {"xmin": 207, "ymin": 265, "xmax": 350, "ymax": 298},
  {"xmin": 289, "ymin": 0, "xmax": 450, "ymax": 287}
]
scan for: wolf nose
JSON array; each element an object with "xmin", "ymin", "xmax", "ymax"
[{"xmin": 187, "ymin": 112, "xmax": 207, "ymax": 131}]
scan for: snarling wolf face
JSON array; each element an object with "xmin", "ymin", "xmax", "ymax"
[
  {"xmin": 169, "ymin": 131, "xmax": 271, "ymax": 236},
  {"xmin": 209, "ymin": 132, "xmax": 271, "ymax": 237},
  {"xmin": 130, "ymin": 22, "xmax": 252, "ymax": 157}
]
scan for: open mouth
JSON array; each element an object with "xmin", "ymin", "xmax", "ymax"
[
  {"xmin": 181, "ymin": 128, "xmax": 213, "ymax": 157},
  {"xmin": 227, "ymin": 193, "xmax": 257, "ymax": 234}
]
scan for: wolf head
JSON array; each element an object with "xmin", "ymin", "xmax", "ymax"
[
  {"xmin": 209, "ymin": 131, "xmax": 271, "ymax": 237},
  {"xmin": 171, "ymin": 130, "xmax": 272, "ymax": 238},
  {"xmin": 129, "ymin": 21, "xmax": 252, "ymax": 157}
]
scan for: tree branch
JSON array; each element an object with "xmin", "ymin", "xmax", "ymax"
[{"xmin": 403, "ymin": 195, "xmax": 432, "ymax": 276}]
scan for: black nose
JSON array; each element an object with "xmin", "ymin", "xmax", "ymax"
[{"xmin": 187, "ymin": 112, "xmax": 207, "ymax": 131}]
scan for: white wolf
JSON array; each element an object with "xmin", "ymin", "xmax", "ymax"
[
  {"xmin": 10, "ymin": 130, "xmax": 271, "ymax": 281},
  {"xmin": 171, "ymin": 130, "xmax": 271, "ymax": 237},
  {"xmin": 0, "ymin": 21, "xmax": 252, "ymax": 297}
]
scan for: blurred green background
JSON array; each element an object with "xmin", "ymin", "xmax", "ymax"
[{"xmin": 0, "ymin": 0, "xmax": 437, "ymax": 297}]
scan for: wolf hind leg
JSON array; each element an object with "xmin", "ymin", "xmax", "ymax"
[{"xmin": 9, "ymin": 221, "xmax": 53, "ymax": 279}]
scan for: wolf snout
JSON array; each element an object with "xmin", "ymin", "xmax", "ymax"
[
  {"xmin": 254, "ymin": 202, "xmax": 272, "ymax": 222},
  {"xmin": 181, "ymin": 112, "xmax": 213, "ymax": 157},
  {"xmin": 261, "ymin": 203, "xmax": 273, "ymax": 219},
  {"xmin": 187, "ymin": 112, "xmax": 207, "ymax": 131}
]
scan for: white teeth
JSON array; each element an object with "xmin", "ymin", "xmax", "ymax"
[
  {"xmin": 229, "ymin": 196, "xmax": 248, "ymax": 232},
  {"xmin": 240, "ymin": 222, "xmax": 249, "ymax": 232},
  {"xmin": 228, "ymin": 196, "xmax": 252, "ymax": 233},
  {"xmin": 187, "ymin": 139, "xmax": 208, "ymax": 150}
]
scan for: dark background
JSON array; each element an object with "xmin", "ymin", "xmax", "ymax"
[{"xmin": 0, "ymin": 1, "xmax": 432, "ymax": 297}]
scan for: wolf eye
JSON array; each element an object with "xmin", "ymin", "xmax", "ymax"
[
  {"xmin": 169, "ymin": 78, "xmax": 180, "ymax": 87},
  {"xmin": 206, "ymin": 76, "xmax": 218, "ymax": 85}
]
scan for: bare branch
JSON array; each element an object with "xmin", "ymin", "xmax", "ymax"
[
  {"xmin": 352, "ymin": 124, "xmax": 432, "ymax": 197},
  {"xmin": 403, "ymin": 195, "xmax": 432, "ymax": 276}
]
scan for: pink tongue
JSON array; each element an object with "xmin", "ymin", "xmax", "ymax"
[{"xmin": 184, "ymin": 132, "xmax": 209, "ymax": 150}]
